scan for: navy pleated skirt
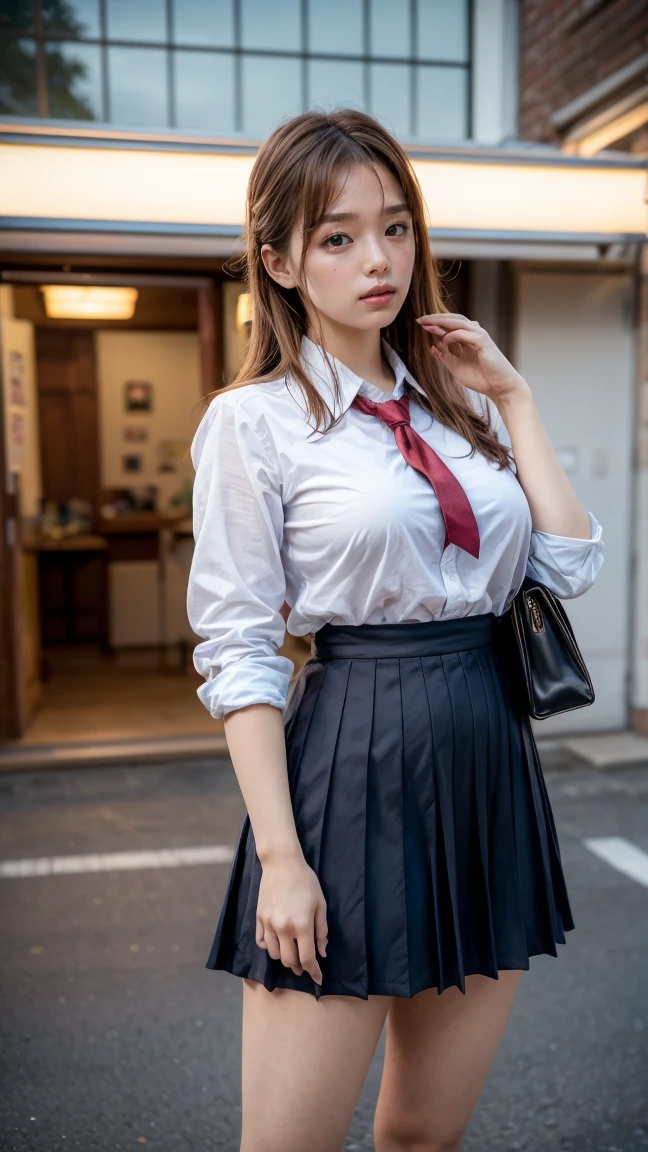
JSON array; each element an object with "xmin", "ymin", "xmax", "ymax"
[{"xmin": 205, "ymin": 613, "xmax": 574, "ymax": 1000}]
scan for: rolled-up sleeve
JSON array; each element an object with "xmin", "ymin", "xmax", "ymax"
[
  {"xmin": 187, "ymin": 395, "xmax": 294, "ymax": 719},
  {"xmin": 525, "ymin": 510, "xmax": 604, "ymax": 598}
]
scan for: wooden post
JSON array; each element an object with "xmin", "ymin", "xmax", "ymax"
[{"xmin": 197, "ymin": 283, "xmax": 223, "ymax": 398}]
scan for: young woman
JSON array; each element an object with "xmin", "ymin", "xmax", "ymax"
[{"xmin": 188, "ymin": 109, "xmax": 604, "ymax": 1152}]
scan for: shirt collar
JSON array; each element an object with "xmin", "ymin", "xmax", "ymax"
[{"xmin": 296, "ymin": 334, "xmax": 426, "ymax": 441}]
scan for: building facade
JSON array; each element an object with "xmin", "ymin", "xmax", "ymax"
[{"xmin": 0, "ymin": 0, "xmax": 647, "ymax": 742}]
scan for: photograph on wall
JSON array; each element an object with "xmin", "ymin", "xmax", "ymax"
[
  {"xmin": 9, "ymin": 351, "xmax": 26, "ymax": 407},
  {"xmin": 8, "ymin": 411, "xmax": 26, "ymax": 470},
  {"xmin": 157, "ymin": 439, "xmax": 189, "ymax": 473},
  {"xmin": 122, "ymin": 426, "xmax": 149, "ymax": 443},
  {"xmin": 124, "ymin": 381, "xmax": 153, "ymax": 412},
  {"xmin": 122, "ymin": 453, "xmax": 143, "ymax": 474}
]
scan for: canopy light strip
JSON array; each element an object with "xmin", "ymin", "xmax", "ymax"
[{"xmin": 1, "ymin": 143, "xmax": 646, "ymax": 239}]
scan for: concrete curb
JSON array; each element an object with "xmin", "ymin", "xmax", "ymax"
[
  {"xmin": 0, "ymin": 734, "xmax": 229, "ymax": 773},
  {"xmin": 1, "ymin": 731, "xmax": 646, "ymax": 775}
]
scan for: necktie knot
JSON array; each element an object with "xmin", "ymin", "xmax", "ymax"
[{"xmin": 351, "ymin": 392, "xmax": 411, "ymax": 431}]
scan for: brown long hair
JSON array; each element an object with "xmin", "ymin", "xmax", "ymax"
[{"xmin": 221, "ymin": 108, "xmax": 511, "ymax": 469}]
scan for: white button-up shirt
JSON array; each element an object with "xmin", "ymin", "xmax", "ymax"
[{"xmin": 188, "ymin": 335, "xmax": 604, "ymax": 719}]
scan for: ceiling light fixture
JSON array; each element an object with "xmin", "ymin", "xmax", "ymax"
[
  {"xmin": 40, "ymin": 285, "xmax": 139, "ymax": 320},
  {"xmin": 235, "ymin": 291, "xmax": 252, "ymax": 331}
]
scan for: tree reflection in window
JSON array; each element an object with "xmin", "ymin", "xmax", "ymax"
[
  {"xmin": 0, "ymin": 38, "xmax": 38, "ymax": 115},
  {"xmin": 0, "ymin": 1, "xmax": 101, "ymax": 119}
]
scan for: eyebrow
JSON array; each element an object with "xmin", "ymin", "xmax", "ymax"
[{"xmin": 319, "ymin": 201, "xmax": 411, "ymax": 225}]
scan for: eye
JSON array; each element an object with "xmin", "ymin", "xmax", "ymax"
[
  {"xmin": 386, "ymin": 222, "xmax": 409, "ymax": 237},
  {"xmin": 322, "ymin": 232, "xmax": 352, "ymax": 249}
]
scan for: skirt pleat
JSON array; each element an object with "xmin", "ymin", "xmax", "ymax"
[{"xmin": 205, "ymin": 614, "xmax": 574, "ymax": 1000}]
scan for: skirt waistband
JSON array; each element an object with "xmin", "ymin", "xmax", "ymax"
[{"xmin": 311, "ymin": 612, "xmax": 498, "ymax": 660}]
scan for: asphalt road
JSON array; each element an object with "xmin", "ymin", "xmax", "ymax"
[{"xmin": 0, "ymin": 753, "xmax": 647, "ymax": 1152}]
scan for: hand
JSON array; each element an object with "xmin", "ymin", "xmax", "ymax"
[
  {"xmin": 255, "ymin": 854, "xmax": 328, "ymax": 985},
  {"xmin": 416, "ymin": 312, "xmax": 530, "ymax": 404}
]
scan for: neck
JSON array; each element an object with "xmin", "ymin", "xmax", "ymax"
[{"xmin": 305, "ymin": 315, "xmax": 395, "ymax": 394}]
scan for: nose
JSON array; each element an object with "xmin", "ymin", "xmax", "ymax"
[{"xmin": 361, "ymin": 232, "xmax": 391, "ymax": 277}]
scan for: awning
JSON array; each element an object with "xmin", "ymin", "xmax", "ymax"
[{"xmin": 0, "ymin": 121, "xmax": 646, "ymax": 261}]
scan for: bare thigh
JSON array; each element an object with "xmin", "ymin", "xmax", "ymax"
[
  {"xmin": 374, "ymin": 970, "xmax": 522, "ymax": 1151},
  {"xmin": 240, "ymin": 977, "xmax": 392, "ymax": 1152}
]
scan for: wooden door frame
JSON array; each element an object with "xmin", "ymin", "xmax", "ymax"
[{"xmin": 0, "ymin": 353, "xmax": 20, "ymax": 740}]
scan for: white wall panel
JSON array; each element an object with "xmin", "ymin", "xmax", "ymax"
[{"xmin": 514, "ymin": 270, "xmax": 635, "ymax": 734}]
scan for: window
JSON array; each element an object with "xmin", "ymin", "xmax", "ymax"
[
  {"xmin": 175, "ymin": 49, "xmax": 235, "ymax": 132},
  {"xmin": 43, "ymin": 1, "xmax": 101, "ymax": 39},
  {"xmin": 172, "ymin": 0, "xmax": 234, "ymax": 49},
  {"xmin": 242, "ymin": 54, "xmax": 301, "ymax": 136},
  {"xmin": 46, "ymin": 41, "xmax": 103, "ymax": 120},
  {"xmin": 107, "ymin": 45, "xmax": 167, "ymax": 125},
  {"xmin": 308, "ymin": 59, "xmax": 365, "ymax": 116},
  {"xmin": 105, "ymin": 0, "xmax": 166, "ymax": 44},
  {"xmin": 0, "ymin": 38, "xmax": 38, "ymax": 115},
  {"xmin": 0, "ymin": 0, "xmax": 472, "ymax": 140},
  {"xmin": 241, "ymin": 0, "xmax": 301, "ymax": 52}
]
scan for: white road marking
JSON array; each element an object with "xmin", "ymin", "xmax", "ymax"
[
  {"xmin": 583, "ymin": 837, "xmax": 648, "ymax": 889},
  {"xmin": 0, "ymin": 845, "xmax": 235, "ymax": 879}
]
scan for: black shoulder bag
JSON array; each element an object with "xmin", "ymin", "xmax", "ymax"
[{"xmin": 496, "ymin": 576, "xmax": 595, "ymax": 720}]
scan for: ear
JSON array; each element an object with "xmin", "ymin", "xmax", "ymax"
[{"xmin": 260, "ymin": 243, "xmax": 298, "ymax": 290}]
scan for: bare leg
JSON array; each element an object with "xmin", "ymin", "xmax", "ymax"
[
  {"xmin": 373, "ymin": 970, "xmax": 522, "ymax": 1152},
  {"xmin": 240, "ymin": 978, "xmax": 392, "ymax": 1152}
]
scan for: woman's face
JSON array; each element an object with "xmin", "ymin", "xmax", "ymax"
[{"xmin": 263, "ymin": 161, "xmax": 416, "ymax": 336}]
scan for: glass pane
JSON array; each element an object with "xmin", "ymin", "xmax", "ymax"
[
  {"xmin": 370, "ymin": 63, "xmax": 410, "ymax": 138},
  {"xmin": 43, "ymin": 0, "xmax": 101, "ymax": 38},
  {"xmin": 308, "ymin": 0, "xmax": 362, "ymax": 56},
  {"xmin": 46, "ymin": 41, "xmax": 103, "ymax": 119},
  {"xmin": 175, "ymin": 50, "xmax": 234, "ymax": 131},
  {"xmin": 0, "ymin": 38, "xmax": 37, "ymax": 114},
  {"xmin": 242, "ymin": 54, "xmax": 301, "ymax": 137},
  {"xmin": 416, "ymin": 64, "xmax": 467, "ymax": 140},
  {"xmin": 108, "ymin": 46, "xmax": 168, "ymax": 125},
  {"xmin": 172, "ymin": 0, "xmax": 234, "ymax": 47},
  {"xmin": 308, "ymin": 59, "xmax": 365, "ymax": 113},
  {"xmin": 369, "ymin": 0, "xmax": 410, "ymax": 59},
  {"xmin": 106, "ymin": 0, "xmax": 167, "ymax": 43},
  {"xmin": 0, "ymin": 2, "xmax": 34, "ymax": 33},
  {"xmin": 241, "ymin": 0, "xmax": 300, "ymax": 52},
  {"xmin": 416, "ymin": 0, "xmax": 469, "ymax": 63}
]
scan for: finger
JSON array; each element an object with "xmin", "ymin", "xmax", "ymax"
[
  {"xmin": 430, "ymin": 344, "xmax": 459, "ymax": 364},
  {"xmin": 264, "ymin": 927, "xmax": 282, "ymax": 962},
  {"xmin": 417, "ymin": 314, "xmax": 479, "ymax": 330},
  {"xmin": 440, "ymin": 328, "xmax": 485, "ymax": 347},
  {"xmin": 314, "ymin": 901, "xmax": 328, "ymax": 958},
  {"xmin": 296, "ymin": 930, "xmax": 322, "ymax": 985},
  {"xmin": 277, "ymin": 931, "xmax": 304, "ymax": 975},
  {"xmin": 256, "ymin": 916, "xmax": 268, "ymax": 949}
]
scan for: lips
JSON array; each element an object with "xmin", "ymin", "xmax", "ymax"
[{"xmin": 360, "ymin": 284, "xmax": 396, "ymax": 302}]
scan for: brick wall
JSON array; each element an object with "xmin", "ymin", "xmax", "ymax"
[{"xmin": 519, "ymin": 0, "xmax": 648, "ymax": 144}]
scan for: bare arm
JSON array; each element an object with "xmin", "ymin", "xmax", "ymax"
[
  {"xmin": 493, "ymin": 385, "xmax": 591, "ymax": 540},
  {"xmin": 223, "ymin": 703, "xmax": 328, "ymax": 986},
  {"xmin": 223, "ymin": 702, "xmax": 302, "ymax": 864}
]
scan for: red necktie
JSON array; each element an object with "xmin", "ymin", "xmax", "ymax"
[{"xmin": 351, "ymin": 392, "xmax": 481, "ymax": 559}]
